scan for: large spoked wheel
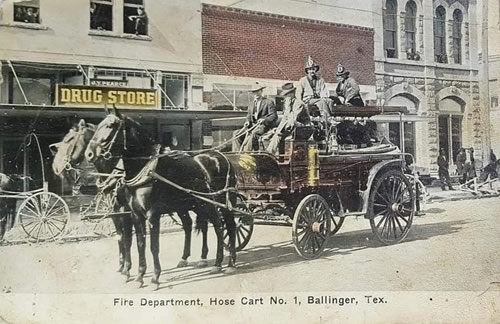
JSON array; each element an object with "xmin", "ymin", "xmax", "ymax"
[
  {"xmin": 224, "ymin": 194, "xmax": 254, "ymax": 252},
  {"xmin": 91, "ymin": 191, "xmax": 117, "ymax": 237},
  {"xmin": 17, "ymin": 192, "xmax": 70, "ymax": 242},
  {"xmin": 292, "ymin": 194, "xmax": 332, "ymax": 259},
  {"xmin": 369, "ymin": 169, "xmax": 415, "ymax": 245}
]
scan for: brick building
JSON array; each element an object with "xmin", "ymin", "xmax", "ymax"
[
  {"xmin": 203, "ymin": 0, "xmax": 488, "ymax": 175},
  {"xmin": 201, "ymin": 2, "xmax": 378, "ymax": 145}
]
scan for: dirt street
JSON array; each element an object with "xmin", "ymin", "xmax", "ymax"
[{"xmin": 0, "ymin": 198, "xmax": 499, "ymax": 294}]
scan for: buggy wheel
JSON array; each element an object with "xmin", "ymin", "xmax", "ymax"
[
  {"xmin": 369, "ymin": 169, "xmax": 415, "ymax": 244},
  {"xmin": 17, "ymin": 192, "xmax": 70, "ymax": 242},
  {"xmin": 292, "ymin": 194, "xmax": 331, "ymax": 259},
  {"xmin": 91, "ymin": 191, "xmax": 117, "ymax": 237},
  {"xmin": 224, "ymin": 194, "xmax": 254, "ymax": 252}
]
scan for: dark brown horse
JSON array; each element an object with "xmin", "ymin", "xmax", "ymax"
[
  {"xmin": 85, "ymin": 108, "xmax": 238, "ymax": 288},
  {"xmin": 50, "ymin": 120, "xmax": 134, "ymax": 277}
]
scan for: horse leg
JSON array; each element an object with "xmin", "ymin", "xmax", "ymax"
[
  {"xmin": 197, "ymin": 217, "xmax": 209, "ymax": 268},
  {"xmin": 147, "ymin": 211, "xmax": 161, "ymax": 290},
  {"xmin": 222, "ymin": 210, "xmax": 237, "ymax": 274},
  {"xmin": 177, "ymin": 210, "xmax": 192, "ymax": 268},
  {"xmin": 134, "ymin": 217, "xmax": 147, "ymax": 288},
  {"xmin": 204, "ymin": 205, "xmax": 224, "ymax": 274},
  {"xmin": 121, "ymin": 213, "xmax": 133, "ymax": 281},
  {"xmin": 111, "ymin": 216, "xmax": 125, "ymax": 273}
]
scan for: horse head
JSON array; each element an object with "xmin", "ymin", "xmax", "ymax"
[{"xmin": 51, "ymin": 119, "xmax": 96, "ymax": 176}]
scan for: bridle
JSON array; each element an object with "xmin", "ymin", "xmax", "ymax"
[
  {"xmin": 90, "ymin": 117, "xmax": 127, "ymax": 161},
  {"xmin": 62, "ymin": 129, "xmax": 85, "ymax": 172}
]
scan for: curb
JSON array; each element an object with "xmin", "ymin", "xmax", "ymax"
[{"xmin": 427, "ymin": 192, "xmax": 500, "ymax": 204}]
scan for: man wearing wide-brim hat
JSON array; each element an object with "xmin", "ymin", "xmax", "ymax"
[
  {"xmin": 232, "ymin": 82, "xmax": 278, "ymax": 152},
  {"xmin": 266, "ymin": 82, "xmax": 311, "ymax": 154},
  {"xmin": 332, "ymin": 64, "xmax": 364, "ymax": 106},
  {"xmin": 296, "ymin": 56, "xmax": 334, "ymax": 117}
]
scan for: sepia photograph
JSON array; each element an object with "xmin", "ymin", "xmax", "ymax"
[{"xmin": 0, "ymin": 0, "xmax": 498, "ymax": 322}]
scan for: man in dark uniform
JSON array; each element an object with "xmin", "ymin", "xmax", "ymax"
[
  {"xmin": 232, "ymin": 82, "xmax": 278, "ymax": 152},
  {"xmin": 331, "ymin": 64, "xmax": 365, "ymax": 106},
  {"xmin": 437, "ymin": 148, "xmax": 454, "ymax": 190}
]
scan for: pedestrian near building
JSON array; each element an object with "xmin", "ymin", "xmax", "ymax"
[
  {"xmin": 232, "ymin": 82, "xmax": 278, "ymax": 152},
  {"xmin": 266, "ymin": 83, "xmax": 311, "ymax": 155},
  {"xmin": 437, "ymin": 148, "xmax": 454, "ymax": 191},
  {"xmin": 456, "ymin": 148, "xmax": 466, "ymax": 183}
]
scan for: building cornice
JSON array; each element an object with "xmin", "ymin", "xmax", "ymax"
[{"xmin": 202, "ymin": 3, "xmax": 373, "ymax": 33}]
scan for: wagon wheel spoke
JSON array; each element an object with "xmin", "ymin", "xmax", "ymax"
[
  {"xmin": 393, "ymin": 214, "xmax": 405, "ymax": 233},
  {"xmin": 375, "ymin": 191, "xmax": 390, "ymax": 204},
  {"xmin": 43, "ymin": 196, "xmax": 61, "ymax": 218},
  {"xmin": 22, "ymin": 203, "xmax": 40, "ymax": 219},
  {"xmin": 48, "ymin": 220, "xmax": 64, "ymax": 233},
  {"xmin": 46, "ymin": 206, "xmax": 66, "ymax": 220}
]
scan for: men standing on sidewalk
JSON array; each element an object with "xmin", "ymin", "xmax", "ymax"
[{"xmin": 437, "ymin": 148, "xmax": 454, "ymax": 191}]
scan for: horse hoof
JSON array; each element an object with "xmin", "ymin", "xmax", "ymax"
[
  {"xmin": 209, "ymin": 266, "xmax": 223, "ymax": 274},
  {"xmin": 135, "ymin": 278, "xmax": 144, "ymax": 289},
  {"xmin": 151, "ymin": 278, "xmax": 160, "ymax": 291},
  {"xmin": 121, "ymin": 271, "xmax": 130, "ymax": 283},
  {"xmin": 225, "ymin": 267, "xmax": 237, "ymax": 274},
  {"xmin": 177, "ymin": 259, "xmax": 189, "ymax": 268},
  {"xmin": 196, "ymin": 260, "xmax": 208, "ymax": 268},
  {"xmin": 117, "ymin": 265, "xmax": 124, "ymax": 273}
]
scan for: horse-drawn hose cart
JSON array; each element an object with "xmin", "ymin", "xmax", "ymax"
[
  {"xmin": 141, "ymin": 105, "xmax": 418, "ymax": 259},
  {"xmin": 0, "ymin": 134, "xmax": 70, "ymax": 242},
  {"xmin": 220, "ymin": 105, "xmax": 417, "ymax": 259}
]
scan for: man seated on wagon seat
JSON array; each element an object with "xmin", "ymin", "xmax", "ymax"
[
  {"xmin": 232, "ymin": 82, "xmax": 278, "ymax": 152},
  {"xmin": 266, "ymin": 82, "xmax": 311, "ymax": 155},
  {"xmin": 331, "ymin": 64, "xmax": 365, "ymax": 107},
  {"xmin": 297, "ymin": 56, "xmax": 334, "ymax": 118}
]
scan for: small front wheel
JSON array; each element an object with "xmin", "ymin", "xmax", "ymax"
[{"xmin": 292, "ymin": 194, "xmax": 331, "ymax": 259}]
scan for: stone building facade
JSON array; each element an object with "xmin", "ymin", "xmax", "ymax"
[{"xmin": 373, "ymin": 0, "xmax": 484, "ymax": 173}]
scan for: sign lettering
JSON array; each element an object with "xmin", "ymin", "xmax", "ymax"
[{"xmin": 56, "ymin": 85, "xmax": 160, "ymax": 109}]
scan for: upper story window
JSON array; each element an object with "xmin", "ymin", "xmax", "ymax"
[
  {"xmin": 14, "ymin": 0, "xmax": 40, "ymax": 24},
  {"xmin": 452, "ymin": 9, "xmax": 463, "ymax": 64},
  {"xmin": 404, "ymin": 1, "xmax": 419, "ymax": 60},
  {"xmin": 434, "ymin": 6, "xmax": 447, "ymax": 63},
  {"xmin": 90, "ymin": 0, "xmax": 113, "ymax": 31},
  {"xmin": 124, "ymin": 0, "xmax": 148, "ymax": 36},
  {"xmin": 383, "ymin": 0, "xmax": 398, "ymax": 58}
]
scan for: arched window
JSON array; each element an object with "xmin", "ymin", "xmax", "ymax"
[
  {"xmin": 384, "ymin": 0, "xmax": 398, "ymax": 58},
  {"xmin": 405, "ymin": 1, "xmax": 417, "ymax": 57},
  {"xmin": 434, "ymin": 6, "xmax": 447, "ymax": 63},
  {"xmin": 452, "ymin": 9, "xmax": 463, "ymax": 64}
]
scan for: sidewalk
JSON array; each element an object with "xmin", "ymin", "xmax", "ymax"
[{"xmin": 426, "ymin": 183, "xmax": 500, "ymax": 203}]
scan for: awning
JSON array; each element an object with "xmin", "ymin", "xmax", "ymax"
[{"xmin": 0, "ymin": 104, "xmax": 246, "ymax": 121}]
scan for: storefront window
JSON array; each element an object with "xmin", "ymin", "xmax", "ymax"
[
  {"xmin": 439, "ymin": 114, "xmax": 462, "ymax": 163},
  {"xmin": 210, "ymin": 86, "xmax": 252, "ymax": 111},
  {"xmin": 10, "ymin": 75, "xmax": 53, "ymax": 105},
  {"xmin": 161, "ymin": 74, "xmax": 188, "ymax": 109},
  {"xmin": 389, "ymin": 122, "xmax": 415, "ymax": 160}
]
